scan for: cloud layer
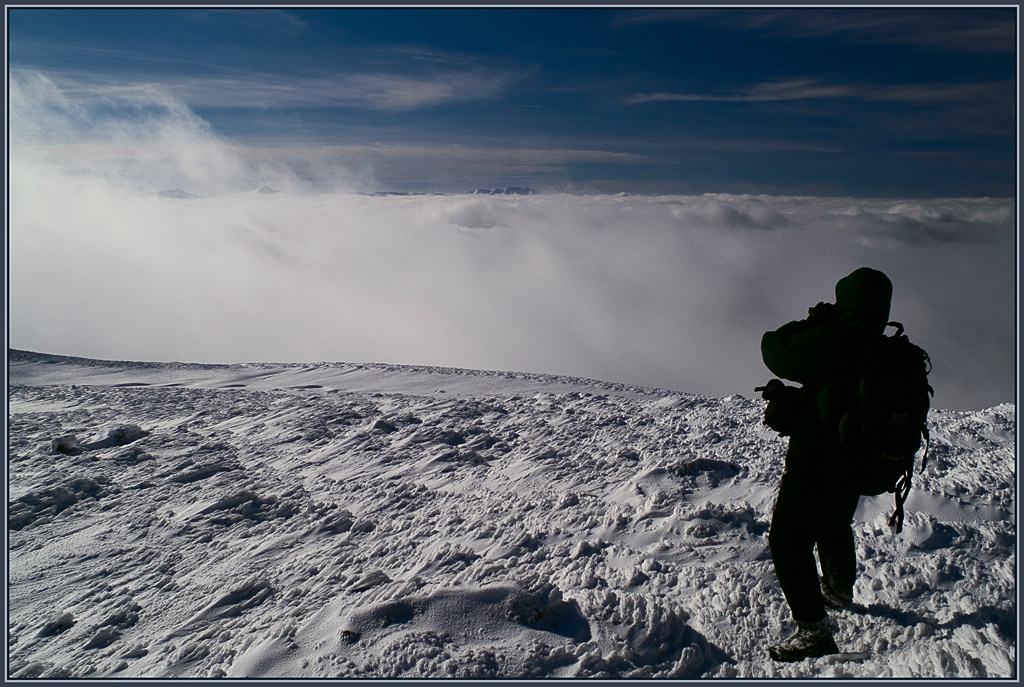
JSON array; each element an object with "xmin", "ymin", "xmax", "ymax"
[{"xmin": 8, "ymin": 74, "xmax": 1015, "ymax": 411}]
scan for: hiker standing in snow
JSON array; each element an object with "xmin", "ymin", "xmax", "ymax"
[{"xmin": 758, "ymin": 267, "xmax": 894, "ymax": 662}]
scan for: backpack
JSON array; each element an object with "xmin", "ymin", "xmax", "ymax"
[{"xmin": 837, "ymin": 321, "xmax": 933, "ymax": 534}]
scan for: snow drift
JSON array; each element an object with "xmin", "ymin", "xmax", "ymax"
[{"xmin": 6, "ymin": 350, "xmax": 1016, "ymax": 678}]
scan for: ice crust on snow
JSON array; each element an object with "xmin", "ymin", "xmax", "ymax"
[{"xmin": 6, "ymin": 351, "xmax": 1016, "ymax": 678}]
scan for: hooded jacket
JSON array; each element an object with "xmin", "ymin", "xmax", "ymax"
[{"xmin": 761, "ymin": 267, "xmax": 893, "ymax": 430}]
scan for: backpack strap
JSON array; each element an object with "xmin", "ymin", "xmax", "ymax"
[
  {"xmin": 887, "ymin": 426, "xmax": 931, "ymax": 534},
  {"xmin": 919, "ymin": 426, "xmax": 930, "ymax": 473},
  {"xmin": 888, "ymin": 469, "xmax": 913, "ymax": 534}
]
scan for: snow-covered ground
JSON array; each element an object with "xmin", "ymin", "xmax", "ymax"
[{"xmin": 7, "ymin": 350, "xmax": 1016, "ymax": 678}]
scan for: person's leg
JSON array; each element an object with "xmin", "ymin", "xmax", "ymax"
[
  {"xmin": 767, "ymin": 431, "xmax": 845, "ymax": 662},
  {"xmin": 816, "ymin": 488, "xmax": 861, "ymax": 607},
  {"xmin": 768, "ymin": 465, "xmax": 827, "ymax": 624}
]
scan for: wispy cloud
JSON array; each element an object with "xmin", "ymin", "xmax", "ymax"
[
  {"xmin": 625, "ymin": 77, "xmax": 1013, "ymax": 106},
  {"xmin": 625, "ymin": 78, "xmax": 857, "ymax": 104},
  {"xmin": 183, "ymin": 8, "xmax": 310, "ymax": 35},
  {"xmin": 613, "ymin": 8, "xmax": 1016, "ymax": 55},
  {"xmin": 8, "ymin": 71, "xmax": 330, "ymax": 195},
  {"xmin": 742, "ymin": 10, "xmax": 1017, "ymax": 55},
  {"xmin": 334, "ymin": 71, "xmax": 512, "ymax": 110},
  {"xmin": 866, "ymin": 80, "xmax": 1014, "ymax": 104},
  {"xmin": 14, "ymin": 66, "xmax": 525, "ymax": 112}
]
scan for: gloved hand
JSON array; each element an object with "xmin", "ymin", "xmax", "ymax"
[
  {"xmin": 754, "ymin": 379, "xmax": 803, "ymax": 436},
  {"xmin": 754, "ymin": 378, "xmax": 788, "ymax": 400}
]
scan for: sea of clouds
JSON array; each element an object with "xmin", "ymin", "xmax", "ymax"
[{"xmin": 8, "ymin": 71, "xmax": 1016, "ymax": 411}]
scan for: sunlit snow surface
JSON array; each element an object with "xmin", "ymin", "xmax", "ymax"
[{"xmin": 7, "ymin": 350, "xmax": 1016, "ymax": 678}]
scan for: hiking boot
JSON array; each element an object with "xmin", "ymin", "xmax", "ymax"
[
  {"xmin": 768, "ymin": 617, "xmax": 839, "ymax": 662},
  {"xmin": 821, "ymin": 579, "xmax": 853, "ymax": 610}
]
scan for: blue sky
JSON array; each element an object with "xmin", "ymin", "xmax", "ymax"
[{"xmin": 8, "ymin": 6, "xmax": 1017, "ymax": 196}]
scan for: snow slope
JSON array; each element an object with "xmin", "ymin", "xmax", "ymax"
[{"xmin": 6, "ymin": 350, "xmax": 1016, "ymax": 678}]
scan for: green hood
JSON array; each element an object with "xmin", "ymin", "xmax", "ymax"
[{"xmin": 834, "ymin": 267, "xmax": 892, "ymax": 333}]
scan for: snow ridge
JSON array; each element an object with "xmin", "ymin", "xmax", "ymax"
[{"xmin": 7, "ymin": 352, "xmax": 1016, "ymax": 678}]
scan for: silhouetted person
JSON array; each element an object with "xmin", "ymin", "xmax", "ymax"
[{"xmin": 759, "ymin": 267, "xmax": 894, "ymax": 661}]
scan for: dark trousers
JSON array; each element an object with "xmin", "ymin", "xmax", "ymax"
[{"xmin": 769, "ymin": 432, "xmax": 861, "ymax": 624}]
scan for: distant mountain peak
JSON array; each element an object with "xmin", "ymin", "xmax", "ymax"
[
  {"xmin": 471, "ymin": 187, "xmax": 538, "ymax": 196},
  {"xmin": 148, "ymin": 189, "xmax": 201, "ymax": 200},
  {"xmin": 360, "ymin": 187, "xmax": 540, "ymax": 197}
]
